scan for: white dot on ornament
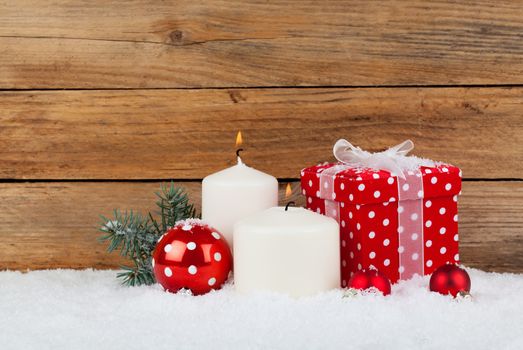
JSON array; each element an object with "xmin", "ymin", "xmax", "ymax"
[
  {"xmin": 356, "ymin": 176, "xmax": 363, "ymax": 181},
  {"xmin": 368, "ymin": 211, "xmax": 375, "ymax": 219},
  {"xmin": 308, "ymin": 180, "xmax": 313, "ymax": 187},
  {"xmin": 398, "ymin": 226, "xmax": 404, "ymax": 233},
  {"xmin": 442, "ymin": 167, "xmax": 449, "ymax": 172},
  {"xmin": 373, "ymin": 173, "xmax": 380, "ymax": 179},
  {"xmin": 459, "ymin": 170, "xmax": 463, "ymax": 177},
  {"xmin": 374, "ymin": 191, "xmax": 381, "ymax": 198},
  {"xmin": 188, "ymin": 265, "xmax": 197, "ymax": 275},
  {"xmin": 454, "ymin": 214, "xmax": 458, "ymax": 222},
  {"xmin": 302, "ymin": 189, "xmax": 306, "ymax": 195},
  {"xmin": 164, "ymin": 244, "xmax": 172, "ymax": 253},
  {"xmin": 358, "ymin": 184, "xmax": 365, "ymax": 191},
  {"xmin": 164, "ymin": 267, "xmax": 172, "ymax": 277},
  {"xmin": 341, "ymin": 202, "xmax": 345, "ymax": 208},
  {"xmin": 398, "ymin": 206, "xmax": 404, "ymax": 213},
  {"xmin": 308, "ymin": 197, "xmax": 312, "ymax": 204},
  {"xmin": 349, "ymin": 211, "xmax": 353, "ymax": 219},
  {"xmin": 357, "ymin": 243, "xmax": 362, "ymax": 251},
  {"xmin": 425, "ymin": 220, "xmax": 432, "ymax": 228},
  {"xmin": 187, "ymin": 242, "xmax": 196, "ymax": 250},
  {"xmin": 402, "ymin": 184, "xmax": 410, "ymax": 191},
  {"xmin": 440, "ymin": 227, "xmax": 446, "ymax": 234},
  {"xmin": 431, "ymin": 176, "xmax": 438, "ymax": 184},
  {"xmin": 387, "ymin": 177, "xmax": 394, "ymax": 185},
  {"xmin": 426, "ymin": 260, "xmax": 433, "ymax": 267},
  {"xmin": 389, "ymin": 197, "xmax": 396, "ymax": 202},
  {"xmin": 341, "ymin": 220, "xmax": 346, "ymax": 228},
  {"xmin": 383, "ymin": 201, "xmax": 389, "ymax": 207},
  {"xmin": 212, "ymin": 232, "xmax": 221, "ymax": 240},
  {"xmin": 332, "ymin": 209, "xmax": 337, "ymax": 216},
  {"xmin": 398, "ymin": 246, "xmax": 405, "ymax": 253},
  {"xmin": 445, "ymin": 183, "xmax": 452, "ymax": 191},
  {"xmin": 412, "ymin": 253, "xmax": 419, "ymax": 261},
  {"xmin": 341, "ymin": 183, "xmax": 345, "ymax": 190},
  {"xmin": 439, "ymin": 207, "xmax": 446, "ymax": 215},
  {"xmin": 342, "ymin": 260, "xmax": 347, "ymax": 267},
  {"xmin": 440, "ymin": 247, "xmax": 447, "ymax": 254},
  {"xmin": 417, "ymin": 190, "xmax": 423, "ymax": 198},
  {"xmin": 426, "ymin": 240, "xmax": 432, "ymax": 247},
  {"xmin": 425, "ymin": 200, "xmax": 432, "ymax": 208},
  {"xmin": 384, "ymin": 259, "xmax": 390, "ymax": 266},
  {"xmin": 369, "ymin": 231, "xmax": 376, "ymax": 239},
  {"xmin": 454, "ymin": 234, "xmax": 459, "ymax": 241},
  {"xmin": 350, "ymin": 232, "xmax": 354, "ymax": 239},
  {"xmin": 454, "ymin": 253, "xmax": 460, "ymax": 261},
  {"xmin": 357, "ymin": 223, "xmax": 361, "ymax": 230},
  {"xmin": 208, "ymin": 277, "xmax": 216, "ymax": 286},
  {"xmin": 342, "ymin": 280, "xmax": 347, "ymax": 287},
  {"xmin": 324, "ymin": 182, "xmax": 329, "ymax": 189},
  {"xmin": 301, "ymin": 171, "xmax": 305, "ymax": 177},
  {"xmin": 425, "ymin": 169, "xmax": 432, "ymax": 174},
  {"xmin": 316, "ymin": 191, "xmax": 320, "ymax": 197},
  {"xmin": 369, "ymin": 251, "xmax": 376, "ymax": 259},
  {"xmin": 214, "ymin": 252, "xmax": 222, "ymax": 261},
  {"xmin": 350, "ymin": 251, "xmax": 354, "ymax": 258},
  {"xmin": 383, "ymin": 239, "xmax": 390, "ymax": 246},
  {"xmin": 383, "ymin": 218, "xmax": 390, "ymax": 226},
  {"xmin": 399, "ymin": 266, "xmax": 405, "ymax": 273},
  {"xmin": 411, "ymin": 233, "xmax": 418, "ymax": 240},
  {"xmin": 349, "ymin": 194, "xmax": 354, "ymax": 201},
  {"xmin": 453, "ymin": 195, "xmax": 458, "ymax": 202},
  {"xmin": 356, "ymin": 205, "xmax": 361, "ymax": 210},
  {"xmin": 182, "ymin": 224, "xmax": 192, "ymax": 231},
  {"xmin": 411, "ymin": 213, "xmax": 418, "ymax": 221},
  {"xmin": 358, "ymin": 264, "xmax": 362, "ymax": 270}
]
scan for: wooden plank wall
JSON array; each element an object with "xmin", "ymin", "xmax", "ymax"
[{"xmin": 1, "ymin": 1, "xmax": 522, "ymax": 272}]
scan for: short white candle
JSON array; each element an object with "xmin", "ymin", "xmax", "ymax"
[
  {"xmin": 233, "ymin": 206, "xmax": 340, "ymax": 297},
  {"xmin": 202, "ymin": 157, "xmax": 278, "ymax": 246}
]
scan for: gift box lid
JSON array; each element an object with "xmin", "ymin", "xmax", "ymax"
[{"xmin": 301, "ymin": 163, "xmax": 461, "ymax": 206}]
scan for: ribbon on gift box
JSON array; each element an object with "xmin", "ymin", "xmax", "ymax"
[{"xmin": 320, "ymin": 139, "xmax": 429, "ymax": 280}]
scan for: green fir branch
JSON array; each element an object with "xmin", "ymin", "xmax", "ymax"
[{"xmin": 98, "ymin": 182, "xmax": 196, "ymax": 286}]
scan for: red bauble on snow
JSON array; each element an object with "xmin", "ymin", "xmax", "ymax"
[
  {"xmin": 153, "ymin": 219, "xmax": 232, "ymax": 295},
  {"xmin": 347, "ymin": 269, "xmax": 391, "ymax": 296},
  {"xmin": 429, "ymin": 264, "xmax": 471, "ymax": 297}
]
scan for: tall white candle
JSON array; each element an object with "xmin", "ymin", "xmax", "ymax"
[
  {"xmin": 202, "ymin": 157, "xmax": 278, "ymax": 246},
  {"xmin": 233, "ymin": 206, "xmax": 340, "ymax": 297}
]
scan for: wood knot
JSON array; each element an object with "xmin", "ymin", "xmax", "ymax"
[
  {"xmin": 228, "ymin": 90, "xmax": 246, "ymax": 104},
  {"xmin": 169, "ymin": 30, "xmax": 184, "ymax": 43}
]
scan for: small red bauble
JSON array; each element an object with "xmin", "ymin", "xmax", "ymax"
[
  {"xmin": 429, "ymin": 264, "xmax": 471, "ymax": 297},
  {"xmin": 152, "ymin": 219, "xmax": 232, "ymax": 295},
  {"xmin": 348, "ymin": 269, "xmax": 391, "ymax": 296}
]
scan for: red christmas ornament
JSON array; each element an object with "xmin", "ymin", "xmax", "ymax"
[
  {"xmin": 347, "ymin": 269, "xmax": 391, "ymax": 296},
  {"xmin": 429, "ymin": 264, "xmax": 471, "ymax": 297},
  {"xmin": 153, "ymin": 219, "xmax": 232, "ymax": 295}
]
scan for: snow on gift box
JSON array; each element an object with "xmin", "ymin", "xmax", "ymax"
[{"xmin": 300, "ymin": 139, "xmax": 462, "ymax": 285}]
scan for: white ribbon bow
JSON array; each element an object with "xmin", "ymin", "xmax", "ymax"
[{"xmin": 333, "ymin": 139, "xmax": 415, "ymax": 179}]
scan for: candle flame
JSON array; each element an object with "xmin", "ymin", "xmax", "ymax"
[
  {"xmin": 285, "ymin": 183, "xmax": 292, "ymax": 199},
  {"xmin": 235, "ymin": 131, "xmax": 243, "ymax": 148}
]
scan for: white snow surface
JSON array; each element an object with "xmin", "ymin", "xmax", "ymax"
[{"xmin": 1, "ymin": 268, "xmax": 522, "ymax": 350}]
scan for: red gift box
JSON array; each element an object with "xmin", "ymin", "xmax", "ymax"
[{"xmin": 300, "ymin": 140, "xmax": 462, "ymax": 285}]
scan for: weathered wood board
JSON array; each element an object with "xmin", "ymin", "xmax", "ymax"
[
  {"xmin": 0, "ymin": 181, "xmax": 521, "ymax": 272},
  {"xmin": 1, "ymin": 87, "xmax": 522, "ymax": 180},
  {"xmin": 1, "ymin": 1, "xmax": 523, "ymax": 88}
]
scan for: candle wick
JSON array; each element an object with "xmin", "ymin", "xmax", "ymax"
[
  {"xmin": 285, "ymin": 201, "xmax": 296, "ymax": 211},
  {"xmin": 236, "ymin": 148, "xmax": 244, "ymax": 165}
]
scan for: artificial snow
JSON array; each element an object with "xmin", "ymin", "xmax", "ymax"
[{"xmin": 1, "ymin": 268, "xmax": 522, "ymax": 349}]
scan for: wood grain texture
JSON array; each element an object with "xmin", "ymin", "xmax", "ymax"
[
  {"xmin": 0, "ymin": 181, "xmax": 521, "ymax": 272},
  {"xmin": 1, "ymin": 87, "xmax": 522, "ymax": 180},
  {"xmin": 1, "ymin": 1, "xmax": 523, "ymax": 88}
]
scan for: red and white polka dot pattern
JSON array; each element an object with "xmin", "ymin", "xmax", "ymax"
[{"xmin": 301, "ymin": 163, "xmax": 461, "ymax": 284}]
